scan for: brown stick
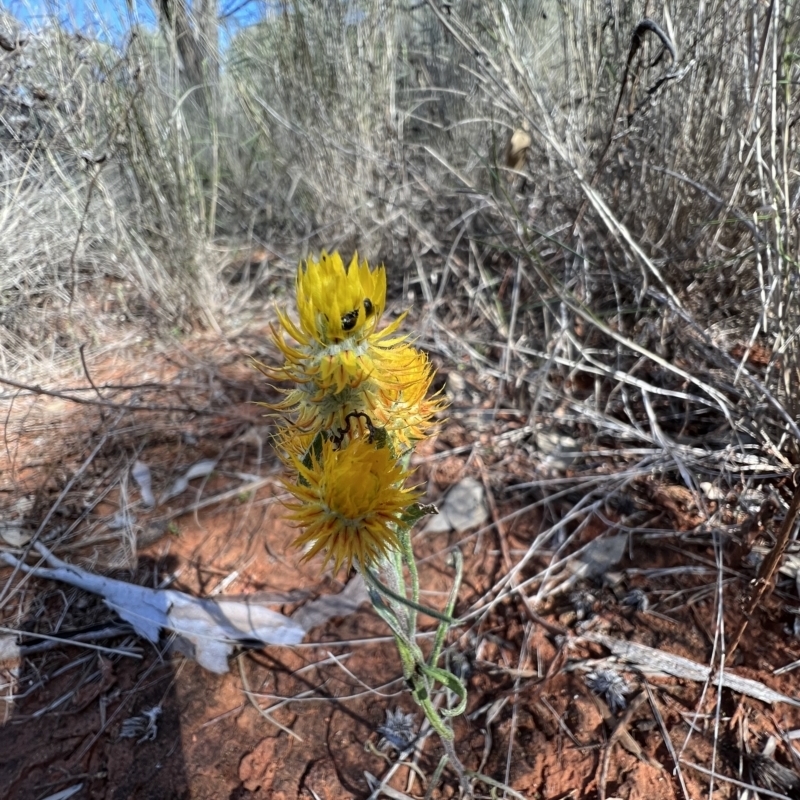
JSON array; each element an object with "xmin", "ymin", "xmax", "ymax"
[
  {"xmin": 573, "ymin": 19, "xmax": 677, "ymax": 233},
  {"xmin": 726, "ymin": 470, "xmax": 800, "ymax": 665},
  {"xmin": 0, "ymin": 373, "xmax": 204, "ymax": 414}
]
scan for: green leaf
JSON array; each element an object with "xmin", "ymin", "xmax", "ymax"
[
  {"xmin": 400, "ymin": 502, "xmax": 440, "ymax": 526},
  {"xmin": 418, "ymin": 664, "xmax": 467, "ymax": 718}
]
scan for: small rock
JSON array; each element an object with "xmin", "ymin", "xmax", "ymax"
[{"xmin": 425, "ymin": 477, "xmax": 488, "ymax": 533}]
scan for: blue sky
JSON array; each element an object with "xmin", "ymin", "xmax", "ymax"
[
  {"xmin": 5, "ymin": 0, "xmax": 157, "ymax": 37},
  {"xmin": 4, "ymin": 0, "xmax": 267, "ymax": 42}
]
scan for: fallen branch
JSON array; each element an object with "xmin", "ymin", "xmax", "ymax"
[{"xmin": 583, "ymin": 632, "xmax": 800, "ymax": 708}]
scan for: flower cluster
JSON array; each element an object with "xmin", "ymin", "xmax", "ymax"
[{"xmin": 256, "ymin": 251, "xmax": 444, "ymax": 574}]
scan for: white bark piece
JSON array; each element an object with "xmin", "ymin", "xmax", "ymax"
[
  {"xmin": 131, "ymin": 461, "xmax": 155, "ymax": 508},
  {"xmin": 1, "ymin": 543, "xmax": 304, "ymax": 674},
  {"xmin": 159, "ymin": 459, "xmax": 217, "ymax": 503},
  {"xmin": 291, "ymin": 574, "xmax": 369, "ymax": 632}
]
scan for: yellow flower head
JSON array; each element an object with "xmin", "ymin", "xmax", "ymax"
[
  {"xmin": 261, "ymin": 341, "xmax": 438, "ymax": 449},
  {"xmin": 371, "ymin": 350, "xmax": 448, "ymax": 450},
  {"xmin": 270, "ymin": 252, "xmax": 408, "ymax": 394},
  {"xmin": 283, "ymin": 437, "xmax": 419, "ymax": 574},
  {"xmin": 297, "ymin": 251, "xmax": 386, "ymax": 344}
]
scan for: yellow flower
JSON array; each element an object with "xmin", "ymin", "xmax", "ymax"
[
  {"xmin": 272, "ymin": 425, "xmax": 317, "ymax": 464},
  {"xmin": 372, "ymin": 350, "xmax": 447, "ymax": 449},
  {"xmin": 259, "ymin": 342, "xmax": 441, "ymax": 450},
  {"xmin": 283, "ymin": 437, "xmax": 419, "ymax": 574},
  {"xmin": 270, "ymin": 251, "xmax": 409, "ymax": 394},
  {"xmin": 297, "ymin": 251, "xmax": 386, "ymax": 344}
]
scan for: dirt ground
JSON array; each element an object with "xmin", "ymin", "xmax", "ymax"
[{"xmin": 2, "ymin": 326, "xmax": 800, "ymax": 800}]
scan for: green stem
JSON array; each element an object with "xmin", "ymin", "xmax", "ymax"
[
  {"xmin": 378, "ymin": 553, "xmax": 410, "ymax": 633},
  {"xmin": 430, "ymin": 549, "xmax": 463, "ymax": 667},
  {"xmin": 368, "ymin": 588, "xmax": 411, "ymax": 646},
  {"xmin": 441, "ymin": 737, "xmax": 471, "ymax": 798},
  {"xmin": 414, "ymin": 681, "xmax": 454, "ymax": 741},
  {"xmin": 363, "ymin": 567, "xmax": 458, "ymax": 627},
  {"xmin": 398, "ymin": 526, "xmax": 420, "ymax": 635}
]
